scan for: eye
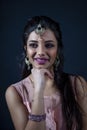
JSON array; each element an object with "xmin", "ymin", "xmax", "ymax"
[
  {"xmin": 45, "ymin": 43, "xmax": 55, "ymax": 48},
  {"xmin": 29, "ymin": 43, "xmax": 38, "ymax": 48}
]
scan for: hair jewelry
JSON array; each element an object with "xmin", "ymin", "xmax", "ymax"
[{"xmin": 35, "ymin": 24, "xmax": 46, "ymax": 35}]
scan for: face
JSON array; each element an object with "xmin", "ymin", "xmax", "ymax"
[{"xmin": 25, "ymin": 29, "xmax": 58, "ymax": 70}]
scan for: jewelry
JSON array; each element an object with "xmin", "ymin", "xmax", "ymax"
[
  {"xmin": 54, "ymin": 56, "xmax": 60, "ymax": 70},
  {"xmin": 35, "ymin": 24, "xmax": 46, "ymax": 35},
  {"xmin": 25, "ymin": 57, "xmax": 30, "ymax": 70},
  {"xmin": 28, "ymin": 113, "xmax": 46, "ymax": 122}
]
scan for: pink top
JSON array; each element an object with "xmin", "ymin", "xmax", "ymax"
[{"xmin": 12, "ymin": 76, "xmax": 66, "ymax": 130}]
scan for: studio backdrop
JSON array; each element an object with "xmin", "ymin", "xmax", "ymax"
[{"xmin": 0, "ymin": 0, "xmax": 87, "ymax": 129}]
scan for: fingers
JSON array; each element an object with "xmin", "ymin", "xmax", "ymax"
[
  {"xmin": 44, "ymin": 70, "xmax": 53, "ymax": 79},
  {"xmin": 31, "ymin": 68, "xmax": 53, "ymax": 79}
]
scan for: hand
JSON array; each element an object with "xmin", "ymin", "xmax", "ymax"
[{"xmin": 31, "ymin": 68, "xmax": 53, "ymax": 92}]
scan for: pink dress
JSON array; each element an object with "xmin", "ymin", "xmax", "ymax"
[{"xmin": 12, "ymin": 76, "xmax": 66, "ymax": 130}]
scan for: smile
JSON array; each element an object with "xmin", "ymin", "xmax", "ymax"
[{"xmin": 34, "ymin": 58, "xmax": 49, "ymax": 64}]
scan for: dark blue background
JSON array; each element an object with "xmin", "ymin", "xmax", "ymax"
[{"xmin": 0, "ymin": 0, "xmax": 87, "ymax": 129}]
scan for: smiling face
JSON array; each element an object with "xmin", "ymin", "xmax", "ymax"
[{"xmin": 25, "ymin": 29, "xmax": 58, "ymax": 70}]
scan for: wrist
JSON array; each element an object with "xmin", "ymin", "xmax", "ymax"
[
  {"xmin": 28, "ymin": 113, "xmax": 46, "ymax": 122},
  {"xmin": 34, "ymin": 88, "xmax": 44, "ymax": 95}
]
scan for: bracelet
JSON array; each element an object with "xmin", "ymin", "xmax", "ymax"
[{"xmin": 28, "ymin": 113, "xmax": 46, "ymax": 122}]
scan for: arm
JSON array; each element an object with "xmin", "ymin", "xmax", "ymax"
[
  {"xmin": 5, "ymin": 85, "xmax": 46, "ymax": 130},
  {"xmin": 5, "ymin": 69, "xmax": 53, "ymax": 130},
  {"xmin": 75, "ymin": 76, "xmax": 87, "ymax": 130}
]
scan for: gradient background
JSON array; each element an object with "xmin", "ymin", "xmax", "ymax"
[{"xmin": 0, "ymin": 0, "xmax": 87, "ymax": 129}]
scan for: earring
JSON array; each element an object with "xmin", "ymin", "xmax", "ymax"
[
  {"xmin": 25, "ymin": 57, "xmax": 30, "ymax": 70},
  {"xmin": 54, "ymin": 56, "xmax": 60, "ymax": 70}
]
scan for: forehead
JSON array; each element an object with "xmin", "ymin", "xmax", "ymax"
[{"xmin": 27, "ymin": 29, "xmax": 57, "ymax": 42}]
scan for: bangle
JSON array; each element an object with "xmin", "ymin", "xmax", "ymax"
[{"xmin": 28, "ymin": 113, "xmax": 46, "ymax": 122}]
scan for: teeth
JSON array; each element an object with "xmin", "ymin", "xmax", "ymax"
[
  {"xmin": 37, "ymin": 59, "xmax": 46, "ymax": 62},
  {"xmin": 37, "ymin": 59, "xmax": 46, "ymax": 60}
]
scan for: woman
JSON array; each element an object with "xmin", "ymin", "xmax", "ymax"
[{"xmin": 5, "ymin": 16, "xmax": 87, "ymax": 130}]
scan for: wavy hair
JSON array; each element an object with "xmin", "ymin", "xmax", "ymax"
[{"xmin": 21, "ymin": 16, "xmax": 82, "ymax": 130}]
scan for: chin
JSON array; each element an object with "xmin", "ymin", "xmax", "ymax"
[
  {"xmin": 35, "ymin": 66, "xmax": 47, "ymax": 69},
  {"xmin": 34, "ymin": 65, "xmax": 52, "ymax": 70}
]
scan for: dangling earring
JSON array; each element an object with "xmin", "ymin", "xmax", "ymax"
[
  {"xmin": 54, "ymin": 56, "xmax": 60, "ymax": 71},
  {"xmin": 25, "ymin": 57, "xmax": 30, "ymax": 70}
]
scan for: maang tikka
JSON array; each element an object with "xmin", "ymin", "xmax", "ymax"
[{"xmin": 35, "ymin": 24, "xmax": 46, "ymax": 35}]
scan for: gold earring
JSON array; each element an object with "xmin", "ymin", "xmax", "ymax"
[
  {"xmin": 54, "ymin": 56, "xmax": 60, "ymax": 70},
  {"xmin": 25, "ymin": 57, "xmax": 30, "ymax": 70}
]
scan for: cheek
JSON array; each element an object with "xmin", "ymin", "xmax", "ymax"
[
  {"xmin": 51, "ymin": 49, "xmax": 57, "ymax": 58},
  {"xmin": 26, "ymin": 45, "xmax": 33, "ymax": 54},
  {"xmin": 27, "ymin": 49, "xmax": 35, "ymax": 58}
]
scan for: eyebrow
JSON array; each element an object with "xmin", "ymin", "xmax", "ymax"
[
  {"xmin": 28, "ymin": 40, "xmax": 38, "ymax": 43},
  {"xmin": 45, "ymin": 40, "xmax": 55, "ymax": 43},
  {"xmin": 28, "ymin": 40, "xmax": 55, "ymax": 43}
]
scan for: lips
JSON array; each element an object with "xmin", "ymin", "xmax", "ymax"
[{"xmin": 34, "ymin": 58, "xmax": 49, "ymax": 64}]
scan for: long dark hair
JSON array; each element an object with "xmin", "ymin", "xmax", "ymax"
[{"xmin": 21, "ymin": 16, "xmax": 82, "ymax": 130}]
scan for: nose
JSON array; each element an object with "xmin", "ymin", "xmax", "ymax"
[{"xmin": 37, "ymin": 44, "xmax": 46, "ymax": 56}]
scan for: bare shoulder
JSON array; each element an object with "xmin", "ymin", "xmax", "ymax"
[
  {"xmin": 75, "ymin": 75, "xmax": 87, "ymax": 86},
  {"xmin": 5, "ymin": 86, "xmax": 29, "ymax": 130},
  {"xmin": 70, "ymin": 75, "xmax": 87, "ymax": 116},
  {"xmin": 69, "ymin": 75, "xmax": 87, "ymax": 97},
  {"xmin": 5, "ymin": 85, "xmax": 22, "ymax": 106}
]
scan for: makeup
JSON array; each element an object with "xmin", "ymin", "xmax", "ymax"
[{"xmin": 34, "ymin": 58, "xmax": 49, "ymax": 65}]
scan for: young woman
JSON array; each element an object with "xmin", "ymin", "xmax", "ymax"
[{"xmin": 5, "ymin": 16, "xmax": 87, "ymax": 130}]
